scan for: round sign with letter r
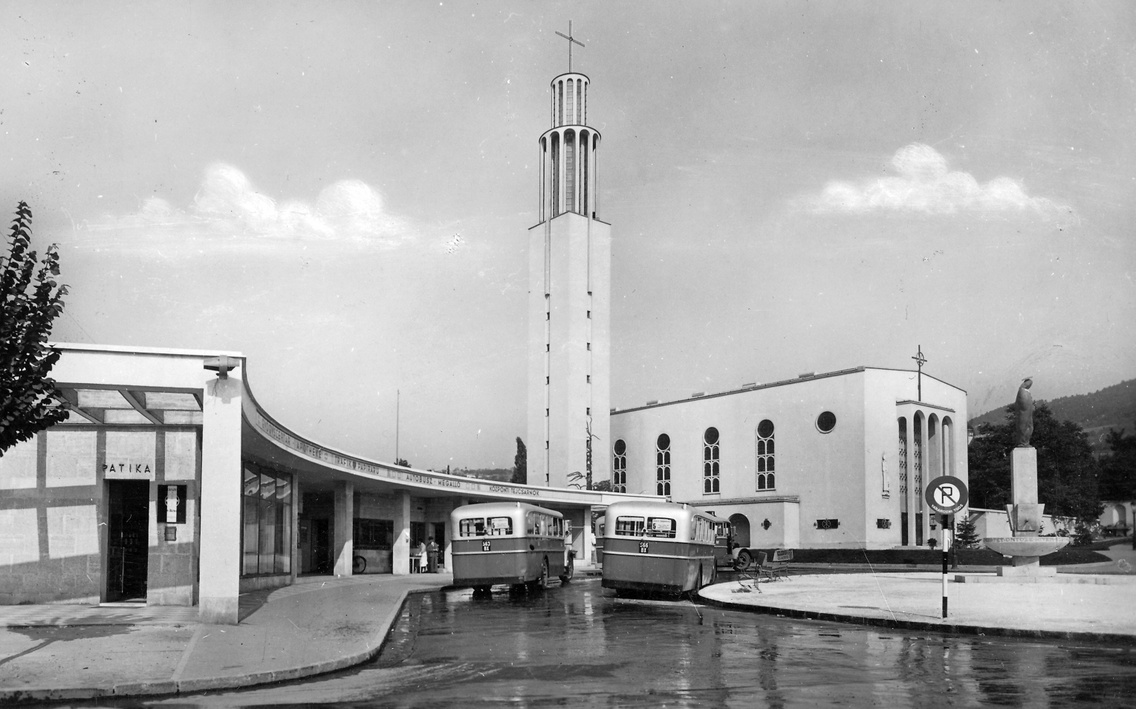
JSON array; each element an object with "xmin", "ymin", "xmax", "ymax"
[{"xmin": 925, "ymin": 475, "xmax": 969, "ymax": 515}]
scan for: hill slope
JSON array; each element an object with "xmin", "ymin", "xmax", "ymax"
[{"xmin": 969, "ymin": 379, "xmax": 1135, "ymax": 454}]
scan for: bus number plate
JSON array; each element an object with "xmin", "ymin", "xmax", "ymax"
[
  {"xmin": 482, "ymin": 540, "xmax": 491, "ymax": 552},
  {"xmin": 638, "ymin": 541, "xmax": 649, "ymax": 554}
]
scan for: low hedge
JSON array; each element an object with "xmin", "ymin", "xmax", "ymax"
[{"xmin": 762, "ymin": 546, "xmax": 1110, "ymax": 566}]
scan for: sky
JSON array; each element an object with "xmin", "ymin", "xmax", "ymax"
[{"xmin": 3, "ymin": 1, "xmax": 1134, "ymax": 471}]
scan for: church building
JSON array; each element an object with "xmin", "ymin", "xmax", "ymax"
[
  {"xmin": 523, "ymin": 46, "xmax": 970, "ymax": 551},
  {"xmin": 609, "ymin": 367, "xmax": 968, "ymax": 550}
]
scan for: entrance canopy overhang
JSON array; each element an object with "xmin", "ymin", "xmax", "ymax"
[{"xmin": 243, "ymin": 387, "xmax": 650, "ymax": 511}]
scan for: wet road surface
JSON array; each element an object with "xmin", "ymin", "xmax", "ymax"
[{"xmin": 68, "ymin": 577, "xmax": 1136, "ymax": 707}]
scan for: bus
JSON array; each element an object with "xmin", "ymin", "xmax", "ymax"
[
  {"xmin": 712, "ymin": 518, "xmax": 734, "ymax": 568},
  {"xmin": 450, "ymin": 501, "xmax": 574, "ymax": 594},
  {"xmin": 600, "ymin": 500, "xmax": 721, "ymax": 597}
]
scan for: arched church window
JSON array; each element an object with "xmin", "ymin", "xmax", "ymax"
[
  {"xmin": 756, "ymin": 419, "xmax": 775, "ymax": 490},
  {"xmin": 612, "ymin": 439, "xmax": 627, "ymax": 493},
  {"xmin": 656, "ymin": 434, "xmax": 671, "ymax": 497},
  {"xmin": 703, "ymin": 427, "xmax": 720, "ymax": 494}
]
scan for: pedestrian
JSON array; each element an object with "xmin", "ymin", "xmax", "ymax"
[
  {"xmin": 427, "ymin": 537, "xmax": 439, "ymax": 573},
  {"xmin": 416, "ymin": 539, "xmax": 427, "ymax": 572}
]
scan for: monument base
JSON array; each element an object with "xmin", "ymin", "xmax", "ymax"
[{"xmin": 996, "ymin": 562, "xmax": 1057, "ymax": 577}]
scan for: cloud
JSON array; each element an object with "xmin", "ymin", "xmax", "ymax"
[
  {"xmin": 84, "ymin": 163, "xmax": 413, "ymax": 248},
  {"xmin": 801, "ymin": 144, "xmax": 1071, "ymax": 219}
]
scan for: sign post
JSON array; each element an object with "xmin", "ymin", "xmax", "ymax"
[{"xmin": 925, "ymin": 475, "xmax": 969, "ymax": 619}]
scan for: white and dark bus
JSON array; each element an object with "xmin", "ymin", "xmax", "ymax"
[
  {"xmin": 450, "ymin": 502, "xmax": 574, "ymax": 594},
  {"xmin": 600, "ymin": 500, "xmax": 720, "ymax": 596}
]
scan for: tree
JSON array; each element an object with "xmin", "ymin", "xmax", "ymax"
[
  {"xmin": 1, "ymin": 202, "xmax": 69, "ymax": 455},
  {"xmin": 394, "ymin": 458, "xmax": 410, "ymax": 467},
  {"xmin": 954, "ymin": 515, "xmax": 980, "ymax": 549},
  {"xmin": 967, "ymin": 402, "xmax": 1101, "ymax": 522},
  {"xmin": 510, "ymin": 437, "xmax": 526, "ymax": 485},
  {"xmin": 591, "ymin": 479, "xmax": 612, "ymax": 492},
  {"xmin": 1098, "ymin": 428, "xmax": 1136, "ymax": 501}
]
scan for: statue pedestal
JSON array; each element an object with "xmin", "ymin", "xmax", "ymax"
[
  {"xmin": 1011, "ymin": 447, "xmax": 1038, "ymax": 505},
  {"xmin": 996, "ymin": 561, "xmax": 1057, "ymax": 577}
]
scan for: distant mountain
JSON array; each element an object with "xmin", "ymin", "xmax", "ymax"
[
  {"xmin": 969, "ymin": 379, "xmax": 1136, "ymax": 455},
  {"xmin": 456, "ymin": 468, "xmax": 513, "ymax": 482}
]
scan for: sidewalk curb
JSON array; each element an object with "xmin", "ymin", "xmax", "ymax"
[{"xmin": 697, "ymin": 593, "xmax": 1136, "ymax": 646}]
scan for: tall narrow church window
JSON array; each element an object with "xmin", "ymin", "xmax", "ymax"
[
  {"xmin": 703, "ymin": 427, "xmax": 720, "ymax": 494},
  {"xmin": 898, "ymin": 417, "xmax": 908, "ymax": 505},
  {"xmin": 565, "ymin": 130, "xmax": 576, "ymax": 213},
  {"xmin": 756, "ymin": 419, "xmax": 775, "ymax": 490},
  {"xmin": 581, "ymin": 130, "xmax": 590, "ymax": 216},
  {"xmin": 913, "ymin": 415, "xmax": 924, "ymax": 509},
  {"xmin": 655, "ymin": 434, "xmax": 671, "ymax": 497},
  {"xmin": 566, "ymin": 79, "xmax": 575, "ymax": 124},
  {"xmin": 575, "ymin": 78, "xmax": 581, "ymax": 123},
  {"xmin": 551, "ymin": 132, "xmax": 560, "ymax": 216},
  {"xmin": 613, "ymin": 439, "xmax": 627, "ymax": 493}
]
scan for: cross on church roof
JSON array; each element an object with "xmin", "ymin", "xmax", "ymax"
[
  {"xmin": 912, "ymin": 345, "xmax": 927, "ymax": 401},
  {"xmin": 912, "ymin": 346, "xmax": 927, "ymax": 370},
  {"xmin": 555, "ymin": 21, "xmax": 585, "ymax": 72}
]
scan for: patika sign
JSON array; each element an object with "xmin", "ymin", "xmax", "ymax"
[{"xmin": 103, "ymin": 462, "xmax": 155, "ymax": 480}]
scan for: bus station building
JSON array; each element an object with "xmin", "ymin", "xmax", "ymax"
[{"xmin": 0, "ymin": 344, "xmax": 651, "ymax": 623}]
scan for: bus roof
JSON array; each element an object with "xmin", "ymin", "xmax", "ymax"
[
  {"xmin": 602, "ymin": 500, "xmax": 722, "ymax": 523},
  {"xmin": 450, "ymin": 501, "xmax": 564, "ymax": 519}
]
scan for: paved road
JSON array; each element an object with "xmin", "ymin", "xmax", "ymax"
[{"xmin": 113, "ymin": 577, "xmax": 1136, "ymax": 708}]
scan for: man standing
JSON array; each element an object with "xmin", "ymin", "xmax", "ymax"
[{"xmin": 426, "ymin": 537, "xmax": 440, "ymax": 573}]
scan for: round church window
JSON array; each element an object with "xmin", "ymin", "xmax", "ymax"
[
  {"xmin": 757, "ymin": 419, "xmax": 774, "ymax": 438},
  {"xmin": 816, "ymin": 411, "xmax": 837, "ymax": 433}
]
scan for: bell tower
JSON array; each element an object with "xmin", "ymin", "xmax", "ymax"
[{"xmin": 526, "ymin": 29, "xmax": 611, "ymax": 489}]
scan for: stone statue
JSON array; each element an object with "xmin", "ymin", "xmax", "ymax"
[{"xmin": 1014, "ymin": 378, "xmax": 1034, "ymax": 447}]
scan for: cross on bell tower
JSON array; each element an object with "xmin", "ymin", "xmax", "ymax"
[{"xmin": 555, "ymin": 21, "xmax": 585, "ymax": 72}]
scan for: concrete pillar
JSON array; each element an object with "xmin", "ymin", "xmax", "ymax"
[
  {"xmin": 198, "ymin": 371, "xmax": 243, "ymax": 625},
  {"xmin": 332, "ymin": 480, "xmax": 354, "ymax": 576},
  {"xmin": 392, "ymin": 490, "xmax": 411, "ymax": 575},
  {"xmin": 290, "ymin": 477, "xmax": 301, "ymax": 582},
  {"xmin": 919, "ymin": 416, "xmax": 932, "ymax": 546}
]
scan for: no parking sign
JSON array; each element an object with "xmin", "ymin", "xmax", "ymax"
[{"xmin": 925, "ymin": 476, "xmax": 968, "ymax": 515}]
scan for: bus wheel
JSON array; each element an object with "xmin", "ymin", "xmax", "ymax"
[
  {"xmin": 735, "ymin": 550, "xmax": 752, "ymax": 571},
  {"xmin": 559, "ymin": 555, "xmax": 574, "ymax": 584},
  {"xmin": 352, "ymin": 555, "xmax": 366, "ymax": 574}
]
